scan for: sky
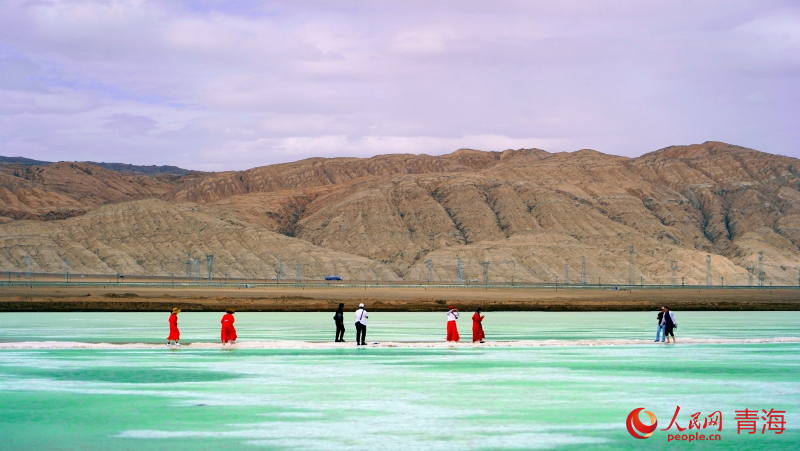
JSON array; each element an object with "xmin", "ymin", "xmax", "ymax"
[{"xmin": 0, "ymin": 0, "xmax": 798, "ymax": 171}]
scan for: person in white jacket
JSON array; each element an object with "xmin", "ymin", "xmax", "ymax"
[
  {"xmin": 661, "ymin": 307, "xmax": 677, "ymax": 344},
  {"xmin": 355, "ymin": 303, "xmax": 368, "ymax": 346}
]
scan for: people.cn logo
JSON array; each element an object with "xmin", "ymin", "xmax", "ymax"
[{"xmin": 626, "ymin": 408, "xmax": 658, "ymax": 439}]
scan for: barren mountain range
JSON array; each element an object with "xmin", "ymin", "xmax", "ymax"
[{"xmin": 2, "ymin": 141, "xmax": 799, "ymax": 285}]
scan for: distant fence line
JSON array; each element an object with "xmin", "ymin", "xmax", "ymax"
[{"xmin": 0, "ymin": 281, "xmax": 796, "ymax": 290}]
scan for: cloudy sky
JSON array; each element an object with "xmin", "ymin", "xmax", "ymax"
[{"xmin": 0, "ymin": 1, "xmax": 798, "ymax": 170}]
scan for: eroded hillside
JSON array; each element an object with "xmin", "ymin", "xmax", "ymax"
[{"xmin": 2, "ymin": 142, "xmax": 798, "ymax": 284}]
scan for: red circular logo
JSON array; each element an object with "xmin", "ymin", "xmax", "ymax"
[{"xmin": 626, "ymin": 408, "xmax": 658, "ymax": 439}]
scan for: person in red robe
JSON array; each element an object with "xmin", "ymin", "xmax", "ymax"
[
  {"xmin": 446, "ymin": 306, "xmax": 460, "ymax": 342},
  {"xmin": 472, "ymin": 307, "xmax": 485, "ymax": 343},
  {"xmin": 221, "ymin": 308, "xmax": 237, "ymax": 345},
  {"xmin": 167, "ymin": 307, "xmax": 181, "ymax": 347}
]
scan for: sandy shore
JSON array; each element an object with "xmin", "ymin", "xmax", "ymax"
[
  {"xmin": 2, "ymin": 286, "xmax": 800, "ymax": 311},
  {"xmin": 1, "ymin": 337, "xmax": 798, "ymax": 349}
]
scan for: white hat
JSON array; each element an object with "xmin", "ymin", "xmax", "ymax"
[{"xmin": 359, "ymin": 303, "xmax": 364, "ymax": 308}]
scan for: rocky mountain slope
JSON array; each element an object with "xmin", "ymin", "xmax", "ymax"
[{"xmin": 2, "ymin": 142, "xmax": 799, "ymax": 284}]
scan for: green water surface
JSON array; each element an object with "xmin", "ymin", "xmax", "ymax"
[{"xmin": 0, "ymin": 312, "xmax": 798, "ymax": 450}]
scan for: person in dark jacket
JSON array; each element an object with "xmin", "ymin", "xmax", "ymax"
[
  {"xmin": 655, "ymin": 307, "xmax": 665, "ymax": 342},
  {"xmin": 334, "ymin": 303, "xmax": 345, "ymax": 342}
]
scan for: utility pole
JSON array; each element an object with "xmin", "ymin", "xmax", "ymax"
[
  {"xmin": 628, "ymin": 246, "xmax": 635, "ymax": 286},
  {"xmin": 425, "ymin": 259, "xmax": 433, "ymax": 284},
  {"xmin": 580, "ymin": 256, "xmax": 586, "ymax": 285},
  {"xmin": 206, "ymin": 254, "xmax": 214, "ymax": 282},
  {"xmin": 671, "ymin": 260, "xmax": 678, "ymax": 287}
]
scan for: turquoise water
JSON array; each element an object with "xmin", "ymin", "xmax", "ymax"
[
  {"xmin": 0, "ymin": 311, "xmax": 797, "ymax": 342},
  {"xmin": 0, "ymin": 312, "xmax": 798, "ymax": 450}
]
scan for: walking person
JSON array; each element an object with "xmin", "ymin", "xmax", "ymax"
[
  {"xmin": 355, "ymin": 303, "xmax": 368, "ymax": 346},
  {"xmin": 221, "ymin": 308, "xmax": 237, "ymax": 345},
  {"xmin": 334, "ymin": 303, "xmax": 346, "ymax": 342},
  {"xmin": 662, "ymin": 307, "xmax": 677, "ymax": 344},
  {"xmin": 655, "ymin": 307, "xmax": 665, "ymax": 342},
  {"xmin": 167, "ymin": 307, "xmax": 181, "ymax": 347},
  {"xmin": 472, "ymin": 307, "xmax": 485, "ymax": 343},
  {"xmin": 446, "ymin": 306, "xmax": 460, "ymax": 342}
]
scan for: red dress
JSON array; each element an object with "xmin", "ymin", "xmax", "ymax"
[
  {"xmin": 167, "ymin": 313, "xmax": 180, "ymax": 341},
  {"xmin": 472, "ymin": 313, "xmax": 485, "ymax": 342},
  {"xmin": 221, "ymin": 313, "xmax": 237, "ymax": 343},
  {"xmin": 447, "ymin": 312, "xmax": 461, "ymax": 341}
]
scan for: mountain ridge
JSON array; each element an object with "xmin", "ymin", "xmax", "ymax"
[{"xmin": 2, "ymin": 141, "xmax": 799, "ymax": 284}]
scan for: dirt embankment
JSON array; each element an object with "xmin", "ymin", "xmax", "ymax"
[{"xmin": 1, "ymin": 286, "xmax": 799, "ymax": 312}]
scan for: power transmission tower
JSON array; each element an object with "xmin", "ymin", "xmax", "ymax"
[
  {"xmin": 193, "ymin": 258, "xmax": 200, "ymax": 282},
  {"xmin": 278, "ymin": 258, "xmax": 284, "ymax": 282},
  {"xmin": 296, "ymin": 261, "xmax": 302, "ymax": 282},
  {"xmin": 564, "ymin": 264, "xmax": 570, "ymax": 285},
  {"xmin": 580, "ymin": 256, "xmax": 587, "ymax": 285},
  {"xmin": 425, "ymin": 259, "xmax": 433, "ymax": 283},
  {"xmin": 206, "ymin": 254, "xmax": 214, "ymax": 281},
  {"xmin": 706, "ymin": 254, "xmax": 712, "ymax": 287},
  {"xmin": 457, "ymin": 259, "xmax": 464, "ymax": 285},
  {"xmin": 671, "ymin": 260, "xmax": 678, "ymax": 287},
  {"xmin": 758, "ymin": 251, "xmax": 764, "ymax": 287},
  {"xmin": 185, "ymin": 254, "xmax": 192, "ymax": 278},
  {"xmin": 628, "ymin": 246, "xmax": 635, "ymax": 285},
  {"xmin": 481, "ymin": 261, "xmax": 490, "ymax": 285},
  {"xmin": 65, "ymin": 256, "xmax": 69, "ymax": 282},
  {"xmin": 747, "ymin": 264, "xmax": 754, "ymax": 286},
  {"xmin": 25, "ymin": 256, "xmax": 31, "ymax": 279}
]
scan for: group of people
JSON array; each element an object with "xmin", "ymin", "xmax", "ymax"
[
  {"xmin": 165, "ymin": 305, "xmax": 676, "ymax": 346},
  {"xmin": 166, "ymin": 304, "xmax": 486, "ymax": 347},
  {"xmin": 332, "ymin": 304, "xmax": 486, "ymax": 345},
  {"xmin": 655, "ymin": 306, "xmax": 677, "ymax": 343}
]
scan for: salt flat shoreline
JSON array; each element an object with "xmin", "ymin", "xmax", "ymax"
[
  {"xmin": 2, "ymin": 286, "xmax": 800, "ymax": 312},
  {"xmin": 1, "ymin": 337, "xmax": 798, "ymax": 349}
]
